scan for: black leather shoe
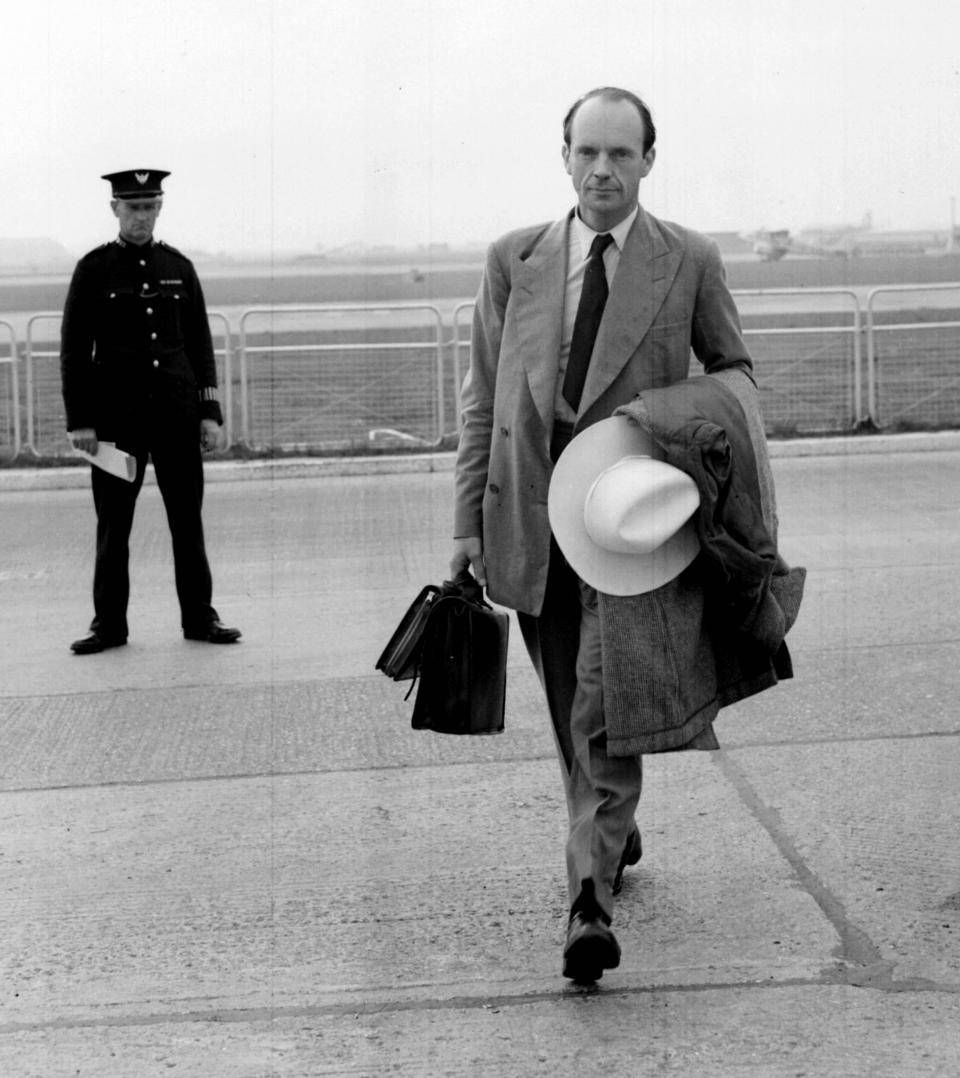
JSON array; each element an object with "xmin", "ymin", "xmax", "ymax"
[
  {"xmin": 184, "ymin": 620, "xmax": 242, "ymax": 644},
  {"xmin": 70, "ymin": 632, "xmax": 127, "ymax": 655},
  {"xmin": 562, "ymin": 912, "xmax": 621, "ymax": 984},
  {"xmin": 612, "ymin": 828, "xmax": 643, "ymax": 896}
]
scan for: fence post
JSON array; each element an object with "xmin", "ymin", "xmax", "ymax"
[
  {"xmin": 238, "ymin": 310, "xmax": 253, "ymax": 447},
  {"xmin": 0, "ymin": 320, "xmax": 21, "ymax": 457},
  {"xmin": 852, "ymin": 297, "xmax": 864, "ymax": 428},
  {"xmin": 24, "ymin": 312, "xmax": 65, "ymax": 458},
  {"xmin": 432, "ymin": 306, "xmax": 445, "ymax": 440},
  {"xmin": 207, "ymin": 311, "xmax": 233, "ymax": 448},
  {"xmin": 451, "ymin": 302, "xmax": 475, "ymax": 434}
]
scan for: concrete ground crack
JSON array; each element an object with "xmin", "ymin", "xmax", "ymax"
[{"xmin": 714, "ymin": 750, "xmax": 886, "ymax": 974}]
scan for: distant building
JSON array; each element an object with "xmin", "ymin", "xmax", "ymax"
[{"xmin": 707, "ymin": 231, "xmax": 755, "ymax": 256}]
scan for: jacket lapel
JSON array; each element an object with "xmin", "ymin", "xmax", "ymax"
[
  {"xmin": 512, "ymin": 216, "xmax": 568, "ymax": 433},
  {"xmin": 578, "ymin": 207, "xmax": 684, "ymax": 419}
]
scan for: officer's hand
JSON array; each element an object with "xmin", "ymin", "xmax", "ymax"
[
  {"xmin": 69, "ymin": 428, "xmax": 98, "ymax": 455},
  {"xmin": 200, "ymin": 418, "xmax": 223, "ymax": 452},
  {"xmin": 451, "ymin": 536, "xmax": 486, "ymax": 587}
]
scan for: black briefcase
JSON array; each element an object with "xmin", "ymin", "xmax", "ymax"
[
  {"xmin": 375, "ymin": 584, "xmax": 442, "ymax": 681},
  {"xmin": 410, "ymin": 574, "xmax": 509, "ymax": 735}
]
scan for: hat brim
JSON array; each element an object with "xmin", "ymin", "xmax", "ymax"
[{"xmin": 548, "ymin": 416, "xmax": 700, "ymax": 595}]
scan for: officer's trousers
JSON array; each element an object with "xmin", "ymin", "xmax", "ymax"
[{"xmin": 90, "ymin": 427, "xmax": 215, "ymax": 638}]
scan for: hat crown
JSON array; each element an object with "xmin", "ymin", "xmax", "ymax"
[
  {"xmin": 101, "ymin": 169, "xmax": 170, "ymax": 198},
  {"xmin": 547, "ymin": 415, "xmax": 703, "ymax": 596},
  {"xmin": 584, "ymin": 456, "xmax": 700, "ymax": 555}
]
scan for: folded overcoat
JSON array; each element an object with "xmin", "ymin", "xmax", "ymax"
[{"xmin": 601, "ymin": 372, "xmax": 806, "ymax": 755}]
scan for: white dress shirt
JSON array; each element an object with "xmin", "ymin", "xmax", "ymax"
[{"xmin": 554, "ymin": 205, "xmax": 639, "ymax": 421}]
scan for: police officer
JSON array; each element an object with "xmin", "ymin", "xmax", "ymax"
[{"xmin": 61, "ymin": 168, "xmax": 241, "ymax": 654}]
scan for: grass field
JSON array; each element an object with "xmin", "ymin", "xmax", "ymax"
[{"xmin": 4, "ymin": 249, "xmax": 960, "ymax": 314}]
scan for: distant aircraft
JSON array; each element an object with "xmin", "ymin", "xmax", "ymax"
[
  {"xmin": 744, "ymin": 212, "xmax": 954, "ymax": 260},
  {"xmin": 741, "ymin": 228, "xmax": 792, "ymax": 261}
]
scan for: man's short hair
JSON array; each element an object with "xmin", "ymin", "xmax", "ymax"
[{"xmin": 562, "ymin": 88, "xmax": 657, "ymax": 155}]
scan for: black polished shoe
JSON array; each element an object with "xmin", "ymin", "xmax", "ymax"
[
  {"xmin": 612, "ymin": 828, "xmax": 643, "ymax": 896},
  {"xmin": 183, "ymin": 620, "xmax": 242, "ymax": 644},
  {"xmin": 562, "ymin": 912, "xmax": 621, "ymax": 984},
  {"xmin": 70, "ymin": 631, "xmax": 127, "ymax": 655}
]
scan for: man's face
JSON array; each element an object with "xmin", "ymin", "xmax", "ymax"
[
  {"xmin": 111, "ymin": 197, "xmax": 162, "ymax": 245},
  {"xmin": 562, "ymin": 96, "xmax": 655, "ymax": 232}
]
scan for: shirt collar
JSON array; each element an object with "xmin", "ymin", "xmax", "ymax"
[{"xmin": 572, "ymin": 205, "xmax": 639, "ymax": 261}]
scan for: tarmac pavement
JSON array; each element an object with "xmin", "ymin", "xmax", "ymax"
[{"xmin": 0, "ymin": 436, "xmax": 959, "ymax": 1076}]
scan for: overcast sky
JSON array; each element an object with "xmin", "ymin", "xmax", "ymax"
[{"xmin": 2, "ymin": 0, "xmax": 958, "ymax": 256}]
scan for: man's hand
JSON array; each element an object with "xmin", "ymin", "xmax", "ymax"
[
  {"xmin": 451, "ymin": 536, "xmax": 486, "ymax": 587},
  {"xmin": 69, "ymin": 428, "xmax": 98, "ymax": 455},
  {"xmin": 200, "ymin": 418, "xmax": 223, "ymax": 452}
]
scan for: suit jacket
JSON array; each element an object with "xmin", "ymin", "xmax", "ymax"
[{"xmin": 454, "ymin": 206, "xmax": 753, "ymax": 616}]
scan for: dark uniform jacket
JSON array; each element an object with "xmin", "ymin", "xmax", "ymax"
[{"xmin": 60, "ymin": 237, "xmax": 221, "ymax": 444}]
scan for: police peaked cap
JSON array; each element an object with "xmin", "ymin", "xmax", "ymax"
[{"xmin": 101, "ymin": 169, "xmax": 170, "ymax": 199}]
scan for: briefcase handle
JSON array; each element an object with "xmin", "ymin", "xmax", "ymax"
[{"xmin": 440, "ymin": 571, "xmax": 491, "ymax": 609}]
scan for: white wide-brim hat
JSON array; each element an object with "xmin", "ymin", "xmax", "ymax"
[{"xmin": 548, "ymin": 416, "xmax": 701, "ymax": 595}]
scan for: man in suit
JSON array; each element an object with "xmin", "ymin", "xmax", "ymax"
[
  {"xmin": 61, "ymin": 168, "xmax": 241, "ymax": 654},
  {"xmin": 450, "ymin": 88, "xmax": 754, "ymax": 982}
]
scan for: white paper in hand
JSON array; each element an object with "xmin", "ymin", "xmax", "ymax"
[{"xmin": 74, "ymin": 441, "xmax": 137, "ymax": 482}]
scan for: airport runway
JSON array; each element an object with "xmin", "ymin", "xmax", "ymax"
[{"xmin": 0, "ymin": 444, "xmax": 959, "ymax": 1075}]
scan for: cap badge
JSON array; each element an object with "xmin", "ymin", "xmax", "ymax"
[{"xmin": 135, "ymin": 172, "xmax": 150, "ymax": 185}]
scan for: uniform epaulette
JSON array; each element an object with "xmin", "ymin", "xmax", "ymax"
[
  {"xmin": 79, "ymin": 242, "xmax": 116, "ymax": 263},
  {"xmin": 157, "ymin": 240, "xmax": 191, "ymax": 261}
]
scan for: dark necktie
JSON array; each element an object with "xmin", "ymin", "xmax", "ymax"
[{"xmin": 562, "ymin": 232, "xmax": 615, "ymax": 411}]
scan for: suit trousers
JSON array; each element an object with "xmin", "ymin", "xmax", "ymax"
[
  {"xmin": 90, "ymin": 422, "xmax": 215, "ymax": 638},
  {"xmin": 516, "ymin": 423, "xmax": 642, "ymax": 921}
]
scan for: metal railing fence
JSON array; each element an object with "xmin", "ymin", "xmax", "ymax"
[
  {"xmin": 735, "ymin": 288, "xmax": 863, "ymax": 434},
  {"xmin": 208, "ymin": 312, "xmax": 233, "ymax": 448},
  {"xmin": 450, "ymin": 302, "xmax": 476, "ymax": 433},
  {"xmin": 451, "ymin": 289, "xmax": 865, "ymax": 436},
  {"xmin": 6, "ymin": 285, "xmax": 960, "ymax": 457},
  {"xmin": 236, "ymin": 304, "xmax": 447, "ymax": 450},
  {"xmin": 25, "ymin": 312, "xmax": 65, "ymax": 457},
  {"xmin": 865, "ymin": 283, "xmax": 960, "ymax": 430},
  {"xmin": 0, "ymin": 320, "xmax": 20, "ymax": 458}
]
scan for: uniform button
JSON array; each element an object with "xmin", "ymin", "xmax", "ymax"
[
  {"xmin": 150, "ymin": 332, "xmax": 157, "ymax": 340},
  {"xmin": 173, "ymin": 294, "xmax": 180, "ymax": 300},
  {"xmin": 139, "ymin": 259, "xmax": 146, "ymax": 267},
  {"xmin": 143, "ymin": 281, "xmax": 149, "ymax": 289},
  {"xmin": 500, "ymin": 426, "xmax": 509, "ymax": 436},
  {"xmin": 152, "ymin": 360, "xmax": 159, "ymax": 368},
  {"xmin": 488, "ymin": 483, "xmax": 500, "ymax": 494},
  {"xmin": 110, "ymin": 292, "xmax": 116, "ymax": 299},
  {"xmin": 146, "ymin": 307, "xmax": 153, "ymax": 315}
]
